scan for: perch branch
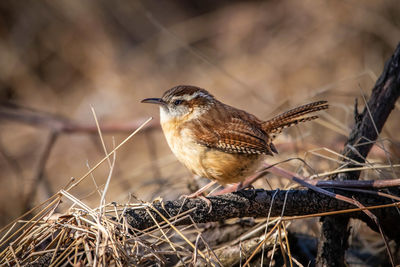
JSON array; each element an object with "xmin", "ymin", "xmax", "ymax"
[{"xmin": 124, "ymin": 188, "xmax": 400, "ymax": 241}]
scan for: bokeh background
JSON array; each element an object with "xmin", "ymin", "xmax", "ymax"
[{"xmin": 1, "ymin": 0, "xmax": 399, "ymax": 247}]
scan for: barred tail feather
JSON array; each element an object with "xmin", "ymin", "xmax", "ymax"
[{"xmin": 262, "ymin": 101, "xmax": 328, "ymax": 140}]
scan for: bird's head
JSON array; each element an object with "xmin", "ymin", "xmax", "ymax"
[{"xmin": 141, "ymin": 85, "xmax": 215, "ymax": 123}]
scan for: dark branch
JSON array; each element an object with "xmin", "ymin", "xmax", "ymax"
[
  {"xmin": 124, "ymin": 188, "xmax": 400, "ymax": 241},
  {"xmin": 317, "ymin": 42, "xmax": 400, "ymax": 266}
]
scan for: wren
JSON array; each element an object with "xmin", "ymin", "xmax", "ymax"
[{"xmin": 142, "ymin": 85, "xmax": 328, "ymax": 197}]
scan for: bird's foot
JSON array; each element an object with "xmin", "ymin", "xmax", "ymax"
[
  {"xmin": 180, "ymin": 180, "xmax": 217, "ymax": 212},
  {"xmin": 179, "ymin": 192, "xmax": 212, "ymax": 213},
  {"xmin": 236, "ymin": 182, "xmax": 255, "ymax": 192}
]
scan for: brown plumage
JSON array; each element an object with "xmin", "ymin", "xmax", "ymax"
[
  {"xmin": 180, "ymin": 90, "xmax": 328, "ymax": 156},
  {"xmin": 142, "ymin": 85, "xmax": 328, "ymax": 186}
]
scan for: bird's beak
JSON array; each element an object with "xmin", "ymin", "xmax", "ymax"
[{"xmin": 141, "ymin": 98, "xmax": 165, "ymax": 105}]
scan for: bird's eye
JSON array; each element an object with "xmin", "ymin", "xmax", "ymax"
[{"xmin": 173, "ymin": 99, "xmax": 183, "ymax": 105}]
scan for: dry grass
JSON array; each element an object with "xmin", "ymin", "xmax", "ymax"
[
  {"xmin": 1, "ymin": 0, "xmax": 400, "ymax": 265},
  {"xmin": 1, "ymin": 115, "xmax": 399, "ymax": 265}
]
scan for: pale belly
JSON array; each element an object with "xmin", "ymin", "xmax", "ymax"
[{"xmin": 161, "ymin": 123, "xmax": 264, "ymax": 185}]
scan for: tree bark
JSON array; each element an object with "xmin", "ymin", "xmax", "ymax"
[
  {"xmin": 124, "ymin": 188, "xmax": 400, "ymax": 241},
  {"xmin": 316, "ymin": 42, "xmax": 400, "ymax": 266}
]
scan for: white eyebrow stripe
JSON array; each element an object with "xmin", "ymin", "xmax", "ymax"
[{"xmin": 172, "ymin": 91, "xmax": 213, "ymax": 101}]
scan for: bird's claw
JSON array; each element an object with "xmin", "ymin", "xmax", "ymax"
[{"xmin": 180, "ymin": 193, "xmax": 212, "ymax": 213}]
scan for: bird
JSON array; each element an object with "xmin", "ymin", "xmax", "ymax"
[{"xmin": 142, "ymin": 85, "xmax": 328, "ymax": 198}]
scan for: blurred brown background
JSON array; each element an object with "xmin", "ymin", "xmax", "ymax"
[{"xmin": 0, "ymin": 0, "xmax": 399, "ymax": 229}]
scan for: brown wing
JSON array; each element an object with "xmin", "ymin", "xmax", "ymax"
[{"xmin": 188, "ymin": 103, "xmax": 276, "ymax": 155}]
